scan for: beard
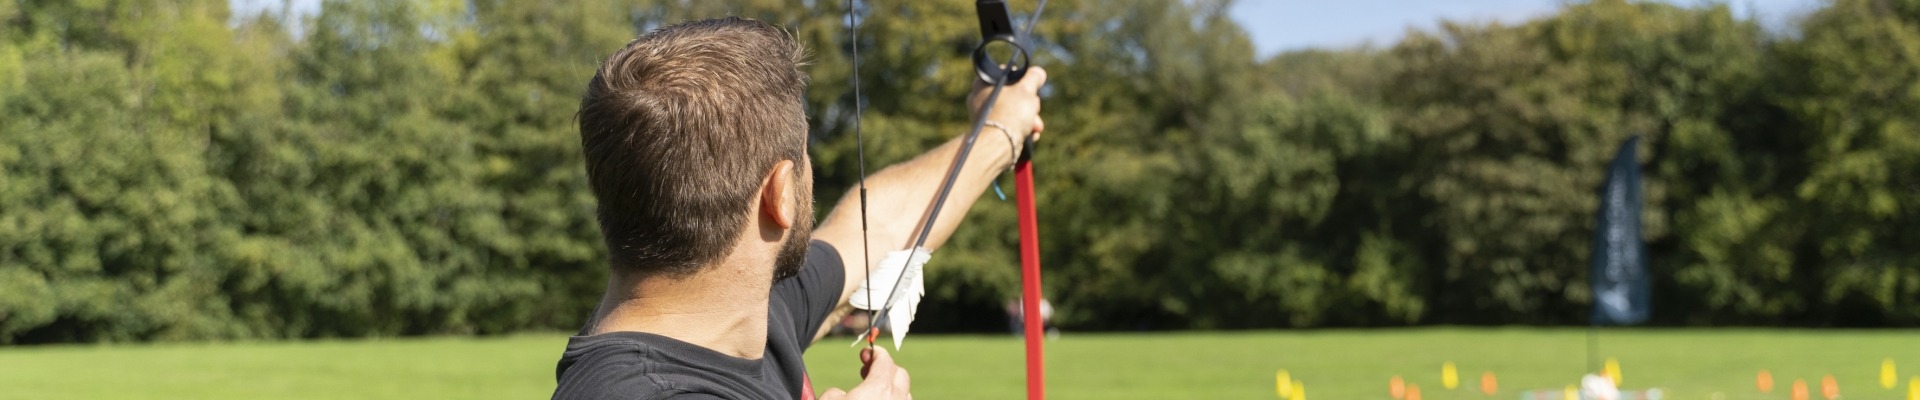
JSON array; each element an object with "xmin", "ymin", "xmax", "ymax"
[{"xmin": 771, "ymin": 172, "xmax": 815, "ymax": 281}]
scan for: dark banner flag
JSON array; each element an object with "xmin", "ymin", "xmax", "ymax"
[{"xmin": 1590, "ymin": 136, "xmax": 1650, "ymax": 326}]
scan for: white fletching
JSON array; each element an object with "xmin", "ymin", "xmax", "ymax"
[{"xmin": 851, "ymin": 247, "xmax": 930, "ymax": 350}]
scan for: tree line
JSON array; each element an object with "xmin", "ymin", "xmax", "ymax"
[{"xmin": 1, "ymin": 0, "xmax": 1915, "ymax": 343}]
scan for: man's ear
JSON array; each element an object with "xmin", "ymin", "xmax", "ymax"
[{"xmin": 760, "ymin": 160, "xmax": 797, "ymax": 229}]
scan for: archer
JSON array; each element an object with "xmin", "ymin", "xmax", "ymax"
[{"xmin": 550, "ymin": 17, "xmax": 1048, "ymax": 400}]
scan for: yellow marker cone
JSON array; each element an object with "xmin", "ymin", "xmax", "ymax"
[
  {"xmin": 1277, "ymin": 370, "xmax": 1292, "ymax": 399},
  {"xmin": 1292, "ymin": 380, "xmax": 1306, "ymax": 400},
  {"xmin": 1884, "ymin": 359, "xmax": 1898, "ymax": 389},
  {"xmin": 1604, "ymin": 358, "xmax": 1623, "ymax": 386},
  {"xmin": 1442, "ymin": 361, "xmax": 1459, "ymax": 389},
  {"xmin": 1908, "ymin": 376, "xmax": 1919, "ymax": 400},
  {"xmin": 1564, "ymin": 384, "xmax": 1578, "ymax": 400},
  {"xmin": 1390, "ymin": 375, "xmax": 1406, "ymax": 399}
]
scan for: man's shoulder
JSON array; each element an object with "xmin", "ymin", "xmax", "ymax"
[
  {"xmin": 553, "ymin": 333, "xmax": 673, "ymax": 400},
  {"xmin": 553, "ymin": 332, "xmax": 787, "ymax": 400}
]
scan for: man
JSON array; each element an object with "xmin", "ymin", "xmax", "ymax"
[{"xmin": 552, "ymin": 17, "xmax": 1047, "ymax": 400}]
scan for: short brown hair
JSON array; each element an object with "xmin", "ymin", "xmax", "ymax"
[{"xmin": 577, "ymin": 17, "xmax": 810, "ymax": 277}]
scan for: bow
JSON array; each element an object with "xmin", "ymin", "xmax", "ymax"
[{"xmin": 843, "ymin": 1, "xmax": 1050, "ymax": 398}]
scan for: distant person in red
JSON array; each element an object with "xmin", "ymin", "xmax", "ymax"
[{"xmin": 550, "ymin": 17, "xmax": 1048, "ymax": 400}]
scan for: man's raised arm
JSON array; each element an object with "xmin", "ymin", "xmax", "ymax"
[{"xmin": 806, "ymin": 67, "xmax": 1049, "ymax": 342}]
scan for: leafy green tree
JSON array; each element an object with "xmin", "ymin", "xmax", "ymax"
[
  {"xmin": 1379, "ymin": 0, "xmax": 1771, "ymax": 323},
  {"xmin": 0, "ymin": 0, "xmax": 278, "ymax": 342},
  {"xmin": 1767, "ymin": 0, "xmax": 1920, "ymax": 325}
]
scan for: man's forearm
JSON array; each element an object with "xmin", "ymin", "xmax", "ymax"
[
  {"xmin": 828, "ymin": 132, "xmax": 1017, "ymax": 258},
  {"xmin": 808, "ymin": 129, "xmax": 1020, "ymax": 341}
]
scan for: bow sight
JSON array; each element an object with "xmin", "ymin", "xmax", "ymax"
[{"xmin": 973, "ymin": 0, "xmax": 1031, "ymax": 84}]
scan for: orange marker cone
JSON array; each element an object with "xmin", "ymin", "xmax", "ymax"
[
  {"xmin": 1480, "ymin": 371, "xmax": 1498, "ymax": 395},
  {"xmin": 1407, "ymin": 384, "xmax": 1423, "ymax": 400},
  {"xmin": 1792, "ymin": 378, "xmax": 1810, "ymax": 400},
  {"xmin": 1821, "ymin": 374, "xmax": 1839, "ymax": 400},
  {"xmin": 1390, "ymin": 375, "xmax": 1406, "ymax": 400},
  {"xmin": 1758, "ymin": 370, "xmax": 1775, "ymax": 393}
]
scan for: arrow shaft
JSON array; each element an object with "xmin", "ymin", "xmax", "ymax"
[{"xmin": 873, "ymin": 75, "xmax": 1011, "ymax": 322}]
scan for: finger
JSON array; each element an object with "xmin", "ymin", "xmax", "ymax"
[
  {"xmin": 860, "ymin": 347, "xmax": 897, "ymax": 384},
  {"xmin": 859, "ymin": 347, "xmax": 877, "ymax": 378},
  {"xmin": 819, "ymin": 388, "xmax": 848, "ymax": 399},
  {"xmin": 1031, "ymin": 116, "xmax": 1044, "ymax": 141},
  {"xmin": 892, "ymin": 366, "xmax": 912, "ymax": 396},
  {"xmin": 1017, "ymin": 66, "xmax": 1047, "ymax": 94}
]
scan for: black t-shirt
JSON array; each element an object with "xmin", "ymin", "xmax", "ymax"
[{"xmin": 552, "ymin": 241, "xmax": 846, "ymax": 400}]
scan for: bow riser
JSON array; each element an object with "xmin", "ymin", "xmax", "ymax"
[{"xmin": 1015, "ymin": 134, "xmax": 1044, "ymax": 400}]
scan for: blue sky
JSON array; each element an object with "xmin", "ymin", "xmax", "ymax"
[
  {"xmin": 1228, "ymin": 0, "xmax": 1826, "ymax": 56},
  {"xmin": 232, "ymin": 0, "xmax": 1826, "ymax": 57}
]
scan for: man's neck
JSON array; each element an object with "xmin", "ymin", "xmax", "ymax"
[{"xmin": 588, "ymin": 253, "xmax": 774, "ymax": 360}]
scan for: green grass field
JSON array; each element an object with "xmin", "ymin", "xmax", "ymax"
[{"xmin": 1, "ymin": 329, "xmax": 1915, "ymax": 399}]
